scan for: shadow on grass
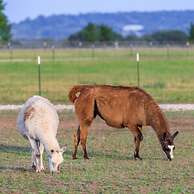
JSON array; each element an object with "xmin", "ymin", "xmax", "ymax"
[
  {"xmin": 0, "ymin": 144, "xmax": 30, "ymax": 154},
  {"xmin": 0, "ymin": 165, "xmax": 31, "ymax": 172},
  {"xmin": 0, "ymin": 144, "xmax": 73, "ymax": 157},
  {"xmin": 0, "ymin": 144, "xmax": 164, "ymax": 162},
  {"xmin": 72, "ymin": 149, "xmax": 134, "ymax": 161},
  {"xmin": 86, "ymin": 150, "xmax": 164, "ymax": 161},
  {"xmin": 91, "ymin": 150, "xmax": 133, "ymax": 160}
]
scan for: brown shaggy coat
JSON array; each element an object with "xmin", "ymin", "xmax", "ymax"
[{"xmin": 69, "ymin": 85, "xmax": 178, "ymax": 160}]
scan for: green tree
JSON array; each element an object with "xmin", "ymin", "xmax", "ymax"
[
  {"xmin": 99, "ymin": 25, "xmax": 122, "ymax": 41},
  {"xmin": 84, "ymin": 23, "xmax": 99, "ymax": 42},
  {"xmin": 188, "ymin": 23, "xmax": 194, "ymax": 42},
  {"xmin": 143, "ymin": 30, "xmax": 187, "ymax": 42},
  {"xmin": 69, "ymin": 23, "xmax": 99, "ymax": 42},
  {"xmin": 0, "ymin": 0, "xmax": 11, "ymax": 42},
  {"xmin": 68, "ymin": 23, "xmax": 122, "ymax": 42},
  {"xmin": 125, "ymin": 34, "xmax": 139, "ymax": 41}
]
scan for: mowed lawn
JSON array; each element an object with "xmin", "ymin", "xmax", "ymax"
[
  {"xmin": 0, "ymin": 47, "xmax": 194, "ymax": 104},
  {"xmin": 0, "ymin": 110, "xmax": 193, "ymax": 193}
]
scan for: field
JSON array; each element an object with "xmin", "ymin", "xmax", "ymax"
[
  {"xmin": 0, "ymin": 47, "xmax": 194, "ymax": 193},
  {"xmin": 0, "ymin": 47, "xmax": 194, "ymax": 104},
  {"xmin": 0, "ymin": 110, "xmax": 194, "ymax": 193}
]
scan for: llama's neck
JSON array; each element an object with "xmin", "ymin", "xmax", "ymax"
[
  {"xmin": 149, "ymin": 108, "xmax": 170, "ymax": 139},
  {"xmin": 40, "ymin": 134, "xmax": 60, "ymax": 154}
]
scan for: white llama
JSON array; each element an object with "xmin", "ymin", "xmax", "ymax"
[{"xmin": 17, "ymin": 96, "xmax": 66, "ymax": 173}]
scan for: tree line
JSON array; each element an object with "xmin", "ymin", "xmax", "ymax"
[
  {"xmin": 1, "ymin": 0, "xmax": 194, "ymax": 43},
  {"xmin": 68, "ymin": 23, "xmax": 194, "ymax": 43}
]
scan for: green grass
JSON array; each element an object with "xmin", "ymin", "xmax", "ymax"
[
  {"xmin": 0, "ymin": 110, "xmax": 193, "ymax": 193},
  {"xmin": 0, "ymin": 47, "xmax": 194, "ymax": 103}
]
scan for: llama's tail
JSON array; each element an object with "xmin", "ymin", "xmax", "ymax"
[{"xmin": 68, "ymin": 85, "xmax": 87, "ymax": 103}]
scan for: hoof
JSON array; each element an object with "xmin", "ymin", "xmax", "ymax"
[
  {"xmin": 136, "ymin": 156, "xmax": 142, "ymax": 160},
  {"xmin": 72, "ymin": 155, "xmax": 77, "ymax": 160},
  {"xmin": 84, "ymin": 156, "xmax": 89, "ymax": 160},
  {"xmin": 35, "ymin": 168, "xmax": 42, "ymax": 173},
  {"xmin": 134, "ymin": 153, "xmax": 142, "ymax": 160},
  {"xmin": 40, "ymin": 166, "xmax": 44, "ymax": 171},
  {"xmin": 32, "ymin": 164, "xmax": 36, "ymax": 171}
]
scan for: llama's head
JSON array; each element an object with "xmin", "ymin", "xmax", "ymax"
[
  {"xmin": 160, "ymin": 131, "xmax": 179, "ymax": 161},
  {"xmin": 48, "ymin": 145, "xmax": 67, "ymax": 173}
]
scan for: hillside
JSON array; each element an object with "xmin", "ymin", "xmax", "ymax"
[{"xmin": 11, "ymin": 10, "xmax": 194, "ymax": 40}]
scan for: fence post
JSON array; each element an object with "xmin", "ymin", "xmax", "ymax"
[
  {"xmin": 166, "ymin": 44, "xmax": 170, "ymax": 58},
  {"xmin": 186, "ymin": 41, "xmax": 190, "ymax": 56},
  {"xmin": 8, "ymin": 42, "xmax": 13, "ymax": 61},
  {"xmin": 136, "ymin": 52, "xmax": 140, "ymax": 87},
  {"xmin": 92, "ymin": 44, "xmax": 95, "ymax": 58},
  {"xmin": 37, "ymin": 56, "xmax": 42, "ymax": 96},
  {"xmin": 52, "ymin": 46, "xmax": 55, "ymax": 62},
  {"xmin": 10, "ymin": 48, "xmax": 13, "ymax": 61}
]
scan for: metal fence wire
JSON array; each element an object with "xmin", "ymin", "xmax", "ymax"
[{"xmin": 0, "ymin": 42, "xmax": 194, "ymax": 104}]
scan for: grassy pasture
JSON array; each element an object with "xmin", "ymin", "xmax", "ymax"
[
  {"xmin": 0, "ymin": 47, "xmax": 194, "ymax": 104},
  {"xmin": 0, "ymin": 110, "xmax": 193, "ymax": 193}
]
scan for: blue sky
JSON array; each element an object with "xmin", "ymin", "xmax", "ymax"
[{"xmin": 4, "ymin": 0, "xmax": 194, "ymax": 23}]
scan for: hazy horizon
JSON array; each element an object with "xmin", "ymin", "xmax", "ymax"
[
  {"xmin": 10, "ymin": 9, "xmax": 194, "ymax": 24},
  {"xmin": 4, "ymin": 0, "xmax": 194, "ymax": 23}
]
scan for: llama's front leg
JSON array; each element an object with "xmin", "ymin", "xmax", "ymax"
[
  {"xmin": 34, "ymin": 139, "xmax": 43, "ymax": 172},
  {"xmin": 72, "ymin": 126, "xmax": 80, "ymax": 159},
  {"xmin": 39, "ymin": 143, "xmax": 44, "ymax": 171},
  {"xmin": 130, "ymin": 126, "xmax": 143, "ymax": 160}
]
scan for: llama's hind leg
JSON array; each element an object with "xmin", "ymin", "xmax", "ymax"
[
  {"xmin": 130, "ymin": 126, "xmax": 143, "ymax": 160},
  {"xmin": 74, "ymin": 92, "xmax": 95, "ymax": 159},
  {"xmin": 72, "ymin": 126, "xmax": 80, "ymax": 159},
  {"xmin": 28, "ymin": 137, "xmax": 39, "ymax": 170},
  {"xmin": 80, "ymin": 125, "xmax": 89, "ymax": 159},
  {"xmin": 28, "ymin": 137, "xmax": 43, "ymax": 172},
  {"xmin": 34, "ymin": 139, "xmax": 45, "ymax": 172}
]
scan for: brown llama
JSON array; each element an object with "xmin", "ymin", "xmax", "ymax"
[{"xmin": 69, "ymin": 85, "xmax": 179, "ymax": 161}]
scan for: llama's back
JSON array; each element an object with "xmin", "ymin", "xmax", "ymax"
[{"xmin": 17, "ymin": 96, "xmax": 59, "ymax": 139}]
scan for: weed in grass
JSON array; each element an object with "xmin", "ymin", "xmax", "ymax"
[{"xmin": 144, "ymin": 81, "xmax": 166, "ymax": 89}]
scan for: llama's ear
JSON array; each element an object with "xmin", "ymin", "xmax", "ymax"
[
  {"xmin": 60, "ymin": 145, "xmax": 67, "ymax": 154},
  {"xmin": 172, "ymin": 131, "xmax": 179, "ymax": 139}
]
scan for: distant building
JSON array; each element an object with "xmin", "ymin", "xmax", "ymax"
[{"xmin": 122, "ymin": 24, "xmax": 144, "ymax": 36}]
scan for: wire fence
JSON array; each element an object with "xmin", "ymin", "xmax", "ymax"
[
  {"xmin": 1, "ymin": 39, "xmax": 193, "ymax": 48},
  {"xmin": 0, "ymin": 43, "xmax": 194, "ymax": 62},
  {"xmin": 0, "ymin": 42, "xmax": 194, "ymax": 104}
]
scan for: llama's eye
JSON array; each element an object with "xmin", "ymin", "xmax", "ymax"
[{"xmin": 164, "ymin": 147, "xmax": 170, "ymax": 152}]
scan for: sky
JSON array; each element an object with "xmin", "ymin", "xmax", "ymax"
[{"xmin": 4, "ymin": 0, "xmax": 194, "ymax": 23}]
